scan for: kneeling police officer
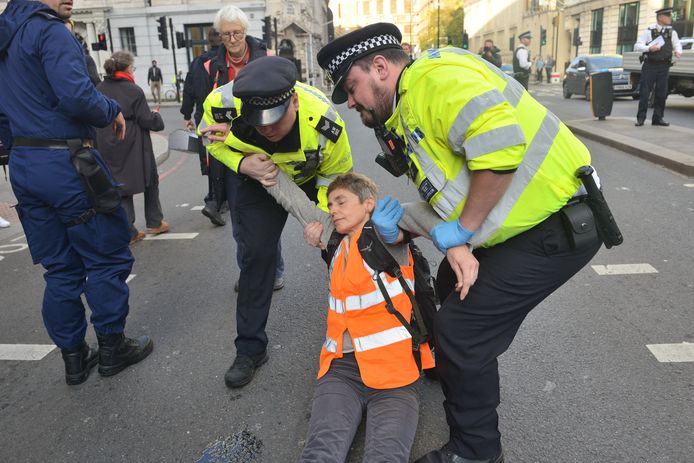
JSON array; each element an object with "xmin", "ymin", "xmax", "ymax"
[{"xmin": 200, "ymin": 56, "xmax": 353, "ymax": 388}]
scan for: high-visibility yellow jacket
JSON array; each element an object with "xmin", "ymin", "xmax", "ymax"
[
  {"xmin": 319, "ymin": 228, "xmax": 434, "ymax": 389},
  {"xmin": 384, "ymin": 47, "xmax": 592, "ymax": 248},
  {"xmin": 199, "ymin": 81, "xmax": 353, "ymax": 211}
]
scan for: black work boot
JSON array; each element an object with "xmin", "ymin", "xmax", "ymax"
[
  {"xmin": 202, "ymin": 201, "xmax": 225, "ymax": 226},
  {"xmin": 415, "ymin": 447, "xmax": 504, "ymax": 463},
  {"xmin": 224, "ymin": 351, "xmax": 268, "ymax": 388},
  {"xmin": 96, "ymin": 332, "xmax": 153, "ymax": 377},
  {"xmin": 61, "ymin": 342, "xmax": 99, "ymax": 386}
]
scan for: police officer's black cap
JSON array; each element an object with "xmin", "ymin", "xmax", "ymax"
[
  {"xmin": 234, "ymin": 56, "xmax": 297, "ymax": 126},
  {"xmin": 317, "ymin": 23, "xmax": 403, "ymax": 104},
  {"xmin": 518, "ymin": 31, "xmax": 532, "ymax": 40},
  {"xmin": 655, "ymin": 7, "xmax": 673, "ymax": 15}
]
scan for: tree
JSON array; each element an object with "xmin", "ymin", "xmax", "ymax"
[{"xmin": 446, "ymin": 7, "xmax": 465, "ymax": 48}]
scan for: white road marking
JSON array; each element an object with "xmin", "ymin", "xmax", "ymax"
[
  {"xmin": 647, "ymin": 343, "xmax": 694, "ymax": 363},
  {"xmin": 180, "ymin": 203, "xmax": 189, "ymax": 207},
  {"xmin": 10, "ymin": 234, "xmax": 25, "ymax": 242},
  {"xmin": 591, "ymin": 263, "xmax": 658, "ymax": 275},
  {"xmin": 190, "ymin": 206, "xmax": 204, "ymax": 211},
  {"xmin": 0, "ymin": 243, "xmax": 29, "ymax": 254},
  {"xmin": 684, "ymin": 184, "xmax": 694, "ymax": 188},
  {"xmin": 0, "ymin": 344, "xmax": 56, "ymax": 361},
  {"xmin": 126, "ymin": 274, "xmax": 136, "ymax": 283},
  {"xmin": 143, "ymin": 233, "xmax": 199, "ymax": 240}
]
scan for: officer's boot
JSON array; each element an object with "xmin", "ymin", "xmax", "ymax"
[
  {"xmin": 61, "ymin": 342, "xmax": 99, "ymax": 386},
  {"xmin": 96, "ymin": 332, "xmax": 153, "ymax": 377},
  {"xmin": 202, "ymin": 200, "xmax": 225, "ymax": 226}
]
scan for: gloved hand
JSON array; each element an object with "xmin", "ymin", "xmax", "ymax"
[
  {"xmin": 371, "ymin": 195, "xmax": 404, "ymax": 244},
  {"xmin": 430, "ymin": 220, "xmax": 475, "ymax": 254}
]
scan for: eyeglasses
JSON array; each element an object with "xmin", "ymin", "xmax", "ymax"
[{"xmin": 220, "ymin": 31, "xmax": 245, "ymax": 41}]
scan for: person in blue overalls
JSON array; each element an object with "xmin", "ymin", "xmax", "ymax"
[{"xmin": 0, "ymin": 0, "xmax": 153, "ymax": 386}]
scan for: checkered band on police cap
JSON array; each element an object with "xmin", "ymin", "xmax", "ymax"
[
  {"xmin": 325, "ymin": 34, "xmax": 401, "ymax": 81},
  {"xmin": 245, "ymin": 89, "xmax": 295, "ymax": 109}
]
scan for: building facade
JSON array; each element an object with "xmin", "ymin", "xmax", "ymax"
[{"xmin": 331, "ymin": 0, "xmax": 417, "ymax": 50}]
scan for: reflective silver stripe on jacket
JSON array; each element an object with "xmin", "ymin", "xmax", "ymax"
[
  {"xmin": 463, "ymin": 124, "xmax": 526, "ymax": 160},
  {"xmin": 329, "ymin": 295, "xmax": 345, "ymax": 314},
  {"xmin": 353, "ymin": 326, "xmax": 411, "ymax": 352},
  {"xmin": 218, "ymin": 82, "xmax": 236, "ymax": 108},
  {"xmin": 323, "ymin": 335, "xmax": 337, "ymax": 353},
  {"xmin": 316, "ymin": 173, "xmax": 338, "ymax": 188}
]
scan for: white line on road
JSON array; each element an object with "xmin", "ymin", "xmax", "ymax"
[
  {"xmin": 0, "ymin": 344, "xmax": 56, "ymax": 361},
  {"xmin": 126, "ymin": 274, "xmax": 136, "ymax": 283},
  {"xmin": 591, "ymin": 264, "xmax": 658, "ymax": 275},
  {"xmin": 143, "ymin": 233, "xmax": 199, "ymax": 240},
  {"xmin": 647, "ymin": 343, "xmax": 694, "ymax": 363},
  {"xmin": 190, "ymin": 206, "xmax": 204, "ymax": 211},
  {"xmin": 684, "ymin": 184, "xmax": 694, "ymax": 188},
  {"xmin": 10, "ymin": 234, "xmax": 25, "ymax": 242}
]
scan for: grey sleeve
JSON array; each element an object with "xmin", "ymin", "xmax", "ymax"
[
  {"xmin": 399, "ymin": 201, "xmax": 443, "ymax": 240},
  {"xmin": 265, "ymin": 170, "xmax": 335, "ymax": 245}
]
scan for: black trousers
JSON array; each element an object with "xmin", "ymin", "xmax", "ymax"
[
  {"xmin": 233, "ymin": 176, "xmax": 317, "ymax": 356},
  {"xmin": 434, "ymin": 210, "xmax": 601, "ymax": 459},
  {"xmin": 637, "ymin": 61, "xmax": 670, "ymax": 123},
  {"xmin": 514, "ymin": 72, "xmax": 529, "ymax": 90}
]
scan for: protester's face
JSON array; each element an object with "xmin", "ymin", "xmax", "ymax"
[
  {"xmin": 342, "ymin": 65, "xmax": 393, "ymax": 128},
  {"xmin": 42, "ymin": 0, "xmax": 73, "ymax": 20},
  {"xmin": 328, "ymin": 188, "xmax": 375, "ymax": 236},
  {"xmin": 254, "ymin": 94, "xmax": 299, "ymax": 142},
  {"xmin": 219, "ymin": 20, "xmax": 246, "ymax": 56}
]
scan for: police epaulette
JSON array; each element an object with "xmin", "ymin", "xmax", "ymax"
[{"xmin": 315, "ymin": 115, "xmax": 342, "ymax": 143}]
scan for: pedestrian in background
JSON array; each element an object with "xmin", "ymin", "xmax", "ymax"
[
  {"xmin": 479, "ymin": 39, "xmax": 502, "ymax": 67},
  {"xmin": 535, "ymin": 55, "xmax": 545, "ymax": 83},
  {"xmin": 95, "ymin": 51, "xmax": 168, "ymax": 244},
  {"xmin": 545, "ymin": 55, "xmax": 555, "ymax": 83},
  {"xmin": 633, "ymin": 7, "xmax": 682, "ymax": 127},
  {"xmin": 147, "ymin": 60, "xmax": 163, "ymax": 109},
  {"xmin": 0, "ymin": 0, "xmax": 153, "ymax": 386},
  {"xmin": 174, "ymin": 70, "xmax": 183, "ymax": 103}
]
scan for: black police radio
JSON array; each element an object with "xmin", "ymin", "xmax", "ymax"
[{"xmin": 370, "ymin": 109, "xmax": 409, "ymax": 177}]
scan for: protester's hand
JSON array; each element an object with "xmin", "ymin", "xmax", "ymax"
[
  {"xmin": 113, "ymin": 112, "xmax": 126, "ymax": 141},
  {"xmin": 649, "ymin": 44, "xmax": 661, "ymax": 52},
  {"xmin": 152, "ymin": 106, "xmax": 160, "ymax": 113},
  {"xmin": 371, "ymin": 195, "xmax": 404, "ymax": 244},
  {"xmin": 184, "ymin": 119, "xmax": 195, "ymax": 130},
  {"xmin": 304, "ymin": 221, "xmax": 325, "ymax": 249},
  {"xmin": 200, "ymin": 123, "xmax": 231, "ymax": 143},
  {"xmin": 675, "ymin": 51, "xmax": 682, "ymax": 59},
  {"xmin": 446, "ymin": 244, "xmax": 479, "ymax": 300},
  {"xmin": 430, "ymin": 220, "xmax": 475, "ymax": 254},
  {"xmin": 239, "ymin": 153, "xmax": 279, "ymax": 186}
]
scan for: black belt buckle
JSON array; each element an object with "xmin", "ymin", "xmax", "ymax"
[{"xmin": 559, "ymin": 201, "xmax": 598, "ymax": 249}]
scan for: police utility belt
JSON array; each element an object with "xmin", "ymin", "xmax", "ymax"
[{"xmin": 13, "ymin": 137, "xmax": 122, "ymax": 225}]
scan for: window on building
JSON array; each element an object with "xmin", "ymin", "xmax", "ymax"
[
  {"xmin": 404, "ymin": 24, "xmax": 412, "ymax": 34},
  {"xmin": 672, "ymin": 0, "xmax": 694, "ymax": 37},
  {"xmin": 362, "ymin": 1, "xmax": 369, "ymax": 15},
  {"xmin": 391, "ymin": 0, "xmax": 397, "ymax": 13},
  {"xmin": 184, "ymin": 23, "xmax": 214, "ymax": 64},
  {"xmin": 404, "ymin": 0, "xmax": 411, "ymax": 14},
  {"xmin": 590, "ymin": 8, "xmax": 603, "ymax": 54},
  {"xmin": 119, "ymin": 27, "xmax": 136, "ymax": 55},
  {"xmin": 377, "ymin": 0, "xmax": 384, "ymax": 15},
  {"xmin": 617, "ymin": 2, "xmax": 639, "ymax": 54}
]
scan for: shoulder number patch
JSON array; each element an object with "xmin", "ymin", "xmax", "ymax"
[
  {"xmin": 211, "ymin": 107, "xmax": 237, "ymax": 123},
  {"xmin": 316, "ymin": 116, "xmax": 342, "ymax": 143}
]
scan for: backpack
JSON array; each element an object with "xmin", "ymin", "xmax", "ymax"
[{"xmin": 323, "ymin": 221, "xmax": 439, "ymax": 375}]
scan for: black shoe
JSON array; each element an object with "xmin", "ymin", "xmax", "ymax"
[
  {"xmin": 234, "ymin": 277, "xmax": 285, "ymax": 292},
  {"xmin": 96, "ymin": 332, "xmax": 153, "ymax": 377},
  {"xmin": 652, "ymin": 119, "xmax": 670, "ymax": 126},
  {"xmin": 224, "ymin": 351, "xmax": 268, "ymax": 388},
  {"xmin": 635, "ymin": 119, "xmax": 645, "ymax": 126},
  {"xmin": 61, "ymin": 342, "xmax": 99, "ymax": 385},
  {"xmin": 415, "ymin": 447, "xmax": 504, "ymax": 463},
  {"xmin": 202, "ymin": 201, "xmax": 226, "ymax": 226}
]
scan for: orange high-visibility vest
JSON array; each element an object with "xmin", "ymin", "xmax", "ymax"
[{"xmin": 318, "ymin": 228, "xmax": 434, "ymax": 389}]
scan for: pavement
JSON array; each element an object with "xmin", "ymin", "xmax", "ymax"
[
  {"xmin": 0, "ymin": 133, "xmax": 169, "ymax": 241},
  {"xmin": 564, "ymin": 116, "xmax": 694, "ymax": 177}
]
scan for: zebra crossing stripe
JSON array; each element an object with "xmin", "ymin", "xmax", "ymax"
[
  {"xmin": 143, "ymin": 233, "xmax": 199, "ymax": 240},
  {"xmin": 647, "ymin": 343, "xmax": 694, "ymax": 363},
  {"xmin": 0, "ymin": 344, "xmax": 56, "ymax": 361},
  {"xmin": 591, "ymin": 264, "xmax": 658, "ymax": 275}
]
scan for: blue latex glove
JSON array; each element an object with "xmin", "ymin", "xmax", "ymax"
[
  {"xmin": 430, "ymin": 220, "xmax": 475, "ymax": 254},
  {"xmin": 371, "ymin": 195, "xmax": 405, "ymax": 244}
]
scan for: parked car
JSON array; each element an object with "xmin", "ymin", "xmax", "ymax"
[
  {"xmin": 562, "ymin": 54, "xmax": 638, "ymax": 100},
  {"xmin": 500, "ymin": 63, "xmax": 514, "ymax": 77},
  {"xmin": 681, "ymin": 37, "xmax": 693, "ymax": 50}
]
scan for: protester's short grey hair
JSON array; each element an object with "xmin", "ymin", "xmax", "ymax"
[
  {"xmin": 104, "ymin": 51, "xmax": 134, "ymax": 75},
  {"xmin": 213, "ymin": 5, "xmax": 249, "ymax": 31},
  {"xmin": 328, "ymin": 173, "xmax": 379, "ymax": 203}
]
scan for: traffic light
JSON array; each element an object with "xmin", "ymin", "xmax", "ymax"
[
  {"xmin": 462, "ymin": 32, "xmax": 469, "ymax": 50},
  {"xmin": 97, "ymin": 33, "xmax": 107, "ymax": 51},
  {"xmin": 176, "ymin": 31, "xmax": 186, "ymax": 49},
  {"xmin": 540, "ymin": 27, "xmax": 547, "ymax": 46},
  {"xmin": 157, "ymin": 16, "xmax": 169, "ymax": 49},
  {"xmin": 262, "ymin": 16, "xmax": 272, "ymax": 45}
]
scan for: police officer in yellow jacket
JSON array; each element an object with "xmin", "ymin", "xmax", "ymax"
[
  {"xmin": 200, "ymin": 56, "xmax": 353, "ymax": 388},
  {"xmin": 318, "ymin": 23, "xmax": 605, "ymax": 463}
]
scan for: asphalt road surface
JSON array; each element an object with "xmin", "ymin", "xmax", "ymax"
[{"xmin": 0, "ymin": 89, "xmax": 692, "ymax": 463}]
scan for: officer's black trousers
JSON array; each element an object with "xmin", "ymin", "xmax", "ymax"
[
  {"xmin": 434, "ymin": 210, "xmax": 601, "ymax": 459},
  {"xmin": 637, "ymin": 61, "xmax": 670, "ymax": 123}
]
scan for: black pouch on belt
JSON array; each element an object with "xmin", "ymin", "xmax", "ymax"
[
  {"xmin": 67, "ymin": 139, "xmax": 121, "ymax": 214},
  {"xmin": 559, "ymin": 201, "xmax": 598, "ymax": 249}
]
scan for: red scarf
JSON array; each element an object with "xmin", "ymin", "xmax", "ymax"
[{"xmin": 113, "ymin": 71, "xmax": 135, "ymax": 83}]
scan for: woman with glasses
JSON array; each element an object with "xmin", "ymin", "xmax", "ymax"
[{"xmin": 95, "ymin": 51, "xmax": 168, "ymax": 244}]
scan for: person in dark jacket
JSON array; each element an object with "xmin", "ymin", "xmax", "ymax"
[
  {"xmin": 479, "ymin": 39, "xmax": 502, "ymax": 68},
  {"xmin": 96, "ymin": 51, "xmax": 168, "ymax": 244},
  {"xmin": 188, "ymin": 5, "xmax": 285, "ymax": 291},
  {"xmin": 0, "ymin": 0, "xmax": 153, "ymax": 386}
]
